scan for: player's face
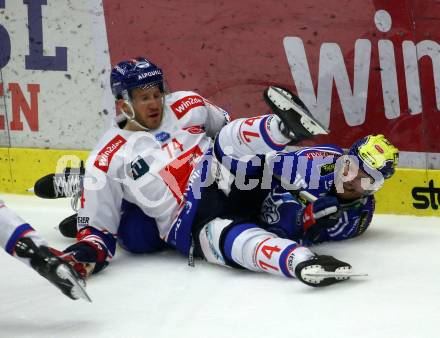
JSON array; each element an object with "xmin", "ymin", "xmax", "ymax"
[
  {"xmin": 338, "ymin": 164, "xmax": 375, "ymax": 201},
  {"xmin": 131, "ymin": 86, "xmax": 164, "ymax": 129}
]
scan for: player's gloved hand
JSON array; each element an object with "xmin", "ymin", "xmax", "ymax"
[
  {"xmin": 302, "ymin": 196, "xmax": 340, "ymax": 240},
  {"xmin": 49, "ymin": 240, "xmax": 108, "ymax": 279}
]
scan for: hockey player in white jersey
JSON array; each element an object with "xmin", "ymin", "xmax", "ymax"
[
  {"xmin": 0, "ymin": 199, "xmax": 90, "ymax": 301},
  {"xmin": 34, "ymin": 57, "xmax": 382, "ymax": 287}
]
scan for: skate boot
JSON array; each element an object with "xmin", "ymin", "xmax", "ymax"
[
  {"xmin": 295, "ymin": 255, "xmax": 352, "ymax": 287},
  {"xmin": 14, "ymin": 237, "xmax": 91, "ymax": 302},
  {"xmin": 33, "ymin": 162, "xmax": 84, "ymax": 199},
  {"xmin": 59, "ymin": 213, "xmax": 78, "ymax": 238},
  {"xmin": 33, "ymin": 162, "xmax": 84, "ymax": 211},
  {"xmin": 263, "ymin": 86, "xmax": 329, "ymax": 144}
]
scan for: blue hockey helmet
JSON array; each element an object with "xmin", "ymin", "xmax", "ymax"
[
  {"xmin": 348, "ymin": 134, "xmax": 399, "ymax": 179},
  {"xmin": 110, "ymin": 57, "xmax": 164, "ymax": 100}
]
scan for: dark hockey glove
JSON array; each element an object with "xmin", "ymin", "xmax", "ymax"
[
  {"xmin": 302, "ymin": 196, "xmax": 340, "ymax": 241},
  {"xmin": 50, "ymin": 240, "xmax": 108, "ymax": 279}
]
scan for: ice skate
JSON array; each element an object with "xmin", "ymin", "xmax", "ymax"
[
  {"xmin": 14, "ymin": 237, "xmax": 91, "ymax": 302},
  {"xmin": 295, "ymin": 255, "xmax": 354, "ymax": 287},
  {"xmin": 32, "ymin": 163, "xmax": 84, "ymax": 211},
  {"xmin": 263, "ymin": 86, "xmax": 329, "ymax": 143},
  {"xmin": 59, "ymin": 213, "xmax": 78, "ymax": 238}
]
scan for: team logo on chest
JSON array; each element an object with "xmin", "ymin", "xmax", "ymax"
[{"xmin": 130, "ymin": 156, "xmax": 150, "ymax": 180}]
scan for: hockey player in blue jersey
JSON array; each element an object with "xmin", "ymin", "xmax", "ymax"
[
  {"xmin": 193, "ymin": 107, "xmax": 398, "ymax": 286},
  {"xmin": 32, "ymin": 59, "xmax": 399, "ymax": 287},
  {"xmin": 259, "ymin": 138, "xmax": 386, "ymax": 246}
]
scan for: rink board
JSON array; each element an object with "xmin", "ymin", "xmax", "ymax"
[
  {"xmin": 0, "ymin": 147, "xmax": 439, "ymax": 216},
  {"xmin": 0, "ymin": 148, "xmax": 88, "ymax": 194}
]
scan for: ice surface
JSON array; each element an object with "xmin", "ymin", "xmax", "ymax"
[{"xmin": 0, "ymin": 194, "xmax": 439, "ymax": 338}]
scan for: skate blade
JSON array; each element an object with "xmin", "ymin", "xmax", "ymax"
[
  {"xmin": 303, "ymin": 271, "xmax": 368, "ymax": 278},
  {"xmin": 268, "ymin": 86, "xmax": 329, "ymax": 135},
  {"xmin": 57, "ymin": 265, "xmax": 92, "ymax": 303}
]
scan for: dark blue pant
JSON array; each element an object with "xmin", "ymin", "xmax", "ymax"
[{"xmin": 117, "ymin": 200, "xmax": 167, "ymax": 254}]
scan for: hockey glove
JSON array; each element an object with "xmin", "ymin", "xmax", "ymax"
[
  {"xmin": 50, "ymin": 240, "xmax": 108, "ymax": 279},
  {"xmin": 302, "ymin": 196, "xmax": 340, "ymax": 240}
]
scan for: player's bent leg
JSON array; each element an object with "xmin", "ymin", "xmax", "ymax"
[
  {"xmin": 222, "ymin": 224, "xmax": 314, "ymax": 277},
  {"xmin": 215, "ymin": 115, "xmax": 290, "ymax": 161},
  {"xmin": 117, "ymin": 200, "xmax": 167, "ymax": 254},
  {"xmin": 197, "ymin": 219, "xmax": 311, "ymax": 276},
  {"xmin": 197, "ymin": 218, "xmax": 353, "ymax": 287},
  {"xmin": 263, "ymin": 86, "xmax": 329, "ymax": 143},
  {"xmin": 197, "ymin": 217, "xmax": 233, "ymax": 267}
]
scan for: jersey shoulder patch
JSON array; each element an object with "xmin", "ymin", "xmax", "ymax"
[
  {"xmin": 94, "ymin": 134, "xmax": 127, "ymax": 173},
  {"xmin": 170, "ymin": 92, "xmax": 205, "ymax": 119}
]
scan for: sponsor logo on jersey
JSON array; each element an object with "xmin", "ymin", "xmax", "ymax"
[
  {"xmin": 77, "ymin": 216, "xmax": 90, "ymax": 227},
  {"xmin": 320, "ymin": 163, "xmax": 336, "ymax": 176},
  {"xmin": 130, "ymin": 156, "xmax": 150, "ymax": 180},
  {"xmin": 306, "ymin": 151, "xmax": 338, "ymax": 159},
  {"xmin": 155, "ymin": 131, "xmax": 171, "ymax": 143},
  {"xmin": 171, "ymin": 95, "xmax": 205, "ymax": 119},
  {"xmin": 412, "ymin": 180, "xmax": 440, "ymax": 210},
  {"xmin": 183, "ymin": 125, "xmax": 205, "ymax": 134},
  {"xmin": 94, "ymin": 135, "xmax": 127, "ymax": 173}
]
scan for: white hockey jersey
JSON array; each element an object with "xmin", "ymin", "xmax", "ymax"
[{"xmin": 78, "ymin": 91, "xmax": 229, "ymax": 244}]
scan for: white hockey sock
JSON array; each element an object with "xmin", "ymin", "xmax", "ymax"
[{"xmin": 229, "ymin": 228, "xmax": 314, "ymax": 278}]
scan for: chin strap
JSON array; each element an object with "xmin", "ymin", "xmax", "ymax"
[
  {"xmin": 121, "ymin": 99, "xmax": 151, "ymax": 131},
  {"xmin": 120, "ymin": 90, "xmax": 166, "ymax": 131}
]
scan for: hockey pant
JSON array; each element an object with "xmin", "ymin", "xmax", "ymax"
[{"xmin": 117, "ymin": 200, "xmax": 167, "ymax": 254}]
